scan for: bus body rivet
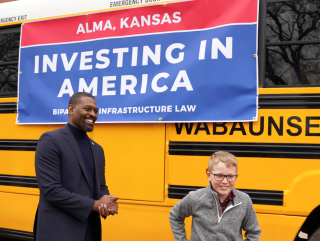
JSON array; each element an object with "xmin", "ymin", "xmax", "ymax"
[{"xmin": 159, "ymin": 118, "xmax": 162, "ymax": 121}]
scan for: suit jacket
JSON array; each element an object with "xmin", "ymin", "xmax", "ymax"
[{"xmin": 34, "ymin": 124, "xmax": 109, "ymax": 241}]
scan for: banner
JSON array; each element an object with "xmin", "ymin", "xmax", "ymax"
[{"xmin": 17, "ymin": 0, "xmax": 259, "ymax": 124}]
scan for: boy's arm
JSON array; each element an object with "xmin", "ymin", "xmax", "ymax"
[
  {"xmin": 169, "ymin": 194, "xmax": 193, "ymax": 241},
  {"xmin": 242, "ymin": 195, "xmax": 261, "ymax": 241}
]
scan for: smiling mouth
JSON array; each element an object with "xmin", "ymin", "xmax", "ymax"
[
  {"xmin": 219, "ymin": 186, "xmax": 229, "ymax": 189},
  {"xmin": 82, "ymin": 118, "xmax": 95, "ymax": 132},
  {"xmin": 84, "ymin": 118, "xmax": 94, "ymax": 125}
]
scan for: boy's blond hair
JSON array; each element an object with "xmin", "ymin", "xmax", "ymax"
[{"xmin": 208, "ymin": 151, "xmax": 238, "ymax": 172}]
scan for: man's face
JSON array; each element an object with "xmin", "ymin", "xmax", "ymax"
[
  {"xmin": 68, "ymin": 97, "xmax": 98, "ymax": 132},
  {"xmin": 206, "ymin": 161, "xmax": 238, "ymax": 201}
]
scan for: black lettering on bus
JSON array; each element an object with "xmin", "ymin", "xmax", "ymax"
[
  {"xmin": 249, "ymin": 116, "xmax": 264, "ymax": 136},
  {"xmin": 229, "ymin": 122, "xmax": 246, "ymax": 135},
  {"xmin": 212, "ymin": 122, "xmax": 228, "ymax": 135},
  {"xmin": 268, "ymin": 116, "xmax": 283, "ymax": 136},
  {"xmin": 306, "ymin": 117, "xmax": 320, "ymax": 136},
  {"xmin": 175, "ymin": 123, "xmax": 194, "ymax": 135},
  {"xmin": 194, "ymin": 123, "xmax": 210, "ymax": 135},
  {"xmin": 287, "ymin": 116, "xmax": 302, "ymax": 136}
]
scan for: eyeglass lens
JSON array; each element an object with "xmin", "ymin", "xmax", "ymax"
[{"xmin": 214, "ymin": 174, "xmax": 237, "ymax": 182}]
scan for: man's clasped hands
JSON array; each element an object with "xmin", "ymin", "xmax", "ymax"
[{"xmin": 92, "ymin": 195, "xmax": 119, "ymax": 216}]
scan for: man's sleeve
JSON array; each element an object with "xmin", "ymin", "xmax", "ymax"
[
  {"xmin": 169, "ymin": 193, "xmax": 193, "ymax": 241},
  {"xmin": 35, "ymin": 132, "xmax": 95, "ymax": 222},
  {"xmin": 99, "ymin": 148, "xmax": 110, "ymax": 197},
  {"xmin": 99, "ymin": 148, "xmax": 110, "ymax": 220},
  {"xmin": 242, "ymin": 195, "xmax": 261, "ymax": 241}
]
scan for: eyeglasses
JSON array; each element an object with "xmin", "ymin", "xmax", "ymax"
[{"xmin": 210, "ymin": 172, "xmax": 238, "ymax": 182}]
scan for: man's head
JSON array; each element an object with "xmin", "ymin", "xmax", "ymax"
[
  {"xmin": 206, "ymin": 151, "xmax": 239, "ymax": 201},
  {"xmin": 68, "ymin": 92, "xmax": 98, "ymax": 132}
]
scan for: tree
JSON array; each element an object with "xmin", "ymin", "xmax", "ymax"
[
  {"xmin": 265, "ymin": 0, "xmax": 320, "ymax": 86},
  {"xmin": 0, "ymin": 32, "xmax": 19, "ymax": 92}
]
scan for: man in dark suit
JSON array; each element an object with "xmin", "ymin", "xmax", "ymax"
[{"xmin": 34, "ymin": 92, "xmax": 118, "ymax": 241}]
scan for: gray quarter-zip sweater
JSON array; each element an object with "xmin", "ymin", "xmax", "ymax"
[{"xmin": 169, "ymin": 184, "xmax": 261, "ymax": 241}]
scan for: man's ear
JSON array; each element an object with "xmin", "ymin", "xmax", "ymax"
[{"xmin": 68, "ymin": 104, "xmax": 74, "ymax": 116}]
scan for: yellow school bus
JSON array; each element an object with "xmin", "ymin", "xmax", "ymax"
[{"xmin": 1, "ymin": 0, "xmax": 320, "ymax": 240}]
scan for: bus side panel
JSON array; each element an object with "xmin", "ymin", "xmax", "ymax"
[
  {"xmin": 0, "ymin": 151, "xmax": 35, "ymax": 176},
  {"xmin": 93, "ymin": 123, "xmax": 166, "ymax": 202},
  {"xmin": 102, "ymin": 203, "xmax": 192, "ymax": 241},
  {"xmin": 285, "ymin": 170, "xmax": 320, "ymax": 216},
  {"xmin": 1, "ymin": 113, "xmax": 63, "ymax": 139},
  {"xmin": 0, "ymin": 191, "xmax": 38, "ymax": 232},
  {"xmin": 257, "ymin": 213, "xmax": 305, "ymax": 241}
]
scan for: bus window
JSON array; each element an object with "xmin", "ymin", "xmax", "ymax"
[
  {"xmin": 265, "ymin": 1, "xmax": 320, "ymax": 87},
  {"xmin": 0, "ymin": 26, "xmax": 20, "ymax": 97}
]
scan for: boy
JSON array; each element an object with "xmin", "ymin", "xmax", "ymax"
[{"xmin": 169, "ymin": 151, "xmax": 261, "ymax": 241}]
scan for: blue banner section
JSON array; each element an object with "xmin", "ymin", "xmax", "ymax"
[{"xmin": 18, "ymin": 24, "xmax": 258, "ymax": 123}]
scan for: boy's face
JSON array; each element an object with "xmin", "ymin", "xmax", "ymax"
[{"xmin": 206, "ymin": 161, "xmax": 238, "ymax": 201}]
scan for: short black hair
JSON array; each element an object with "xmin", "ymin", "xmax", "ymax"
[{"xmin": 68, "ymin": 92, "xmax": 95, "ymax": 106}]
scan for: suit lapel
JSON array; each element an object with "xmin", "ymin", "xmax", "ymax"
[
  {"xmin": 89, "ymin": 138, "xmax": 101, "ymax": 199},
  {"xmin": 62, "ymin": 125, "xmax": 90, "ymax": 187}
]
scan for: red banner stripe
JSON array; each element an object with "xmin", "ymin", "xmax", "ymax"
[{"xmin": 21, "ymin": 0, "xmax": 258, "ymax": 47}]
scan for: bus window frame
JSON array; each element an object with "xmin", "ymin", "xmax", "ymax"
[
  {"xmin": 0, "ymin": 25, "xmax": 20, "ymax": 98},
  {"xmin": 263, "ymin": 0, "xmax": 320, "ymax": 88}
]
